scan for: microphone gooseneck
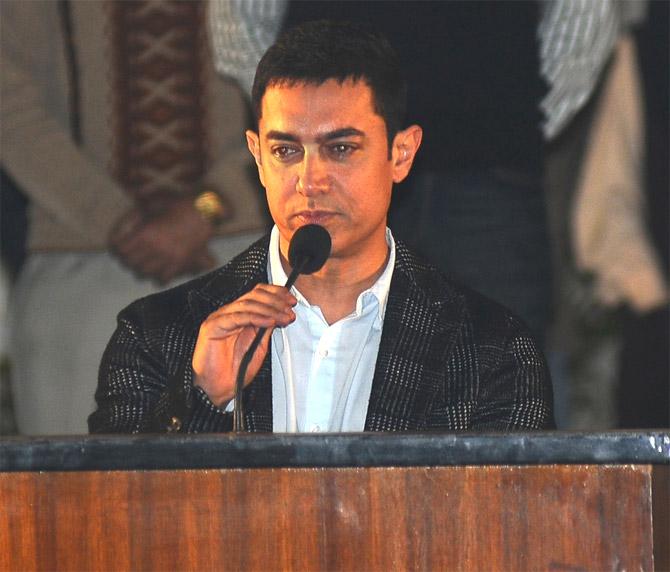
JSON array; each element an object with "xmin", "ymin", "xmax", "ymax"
[{"xmin": 233, "ymin": 224, "xmax": 331, "ymax": 432}]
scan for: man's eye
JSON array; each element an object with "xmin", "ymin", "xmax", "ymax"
[
  {"xmin": 328, "ymin": 143, "xmax": 355, "ymax": 158},
  {"xmin": 272, "ymin": 146, "xmax": 298, "ymax": 159}
]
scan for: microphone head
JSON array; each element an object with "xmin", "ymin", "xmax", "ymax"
[{"xmin": 288, "ymin": 224, "xmax": 331, "ymax": 275}]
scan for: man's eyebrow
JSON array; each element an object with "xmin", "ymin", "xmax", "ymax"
[
  {"xmin": 264, "ymin": 127, "xmax": 365, "ymax": 142},
  {"xmin": 265, "ymin": 130, "xmax": 299, "ymax": 142},
  {"xmin": 318, "ymin": 127, "xmax": 365, "ymax": 141}
]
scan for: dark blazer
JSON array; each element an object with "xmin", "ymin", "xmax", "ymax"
[{"xmin": 89, "ymin": 235, "xmax": 554, "ymax": 433}]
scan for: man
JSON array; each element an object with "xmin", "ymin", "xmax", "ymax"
[{"xmin": 89, "ymin": 21, "xmax": 554, "ymax": 433}]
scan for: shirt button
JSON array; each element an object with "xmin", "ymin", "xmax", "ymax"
[{"xmin": 318, "ymin": 348, "xmax": 329, "ymax": 358}]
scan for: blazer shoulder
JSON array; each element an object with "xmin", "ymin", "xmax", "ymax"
[
  {"xmin": 118, "ymin": 234, "xmax": 271, "ymax": 331},
  {"xmin": 393, "ymin": 240, "xmax": 462, "ymax": 304},
  {"xmin": 394, "ymin": 240, "xmax": 534, "ymax": 341}
]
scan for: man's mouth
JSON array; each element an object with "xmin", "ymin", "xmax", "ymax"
[{"xmin": 294, "ymin": 210, "xmax": 336, "ymax": 225}]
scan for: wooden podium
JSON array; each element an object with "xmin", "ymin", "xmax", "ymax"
[{"xmin": 1, "ymin": 432, "xmax": 668, "ymax": 571}]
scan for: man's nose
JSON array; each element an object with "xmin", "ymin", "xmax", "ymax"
[{"xmin": 296, "ymin": 152, "xmax": 329, "ymax": 195}]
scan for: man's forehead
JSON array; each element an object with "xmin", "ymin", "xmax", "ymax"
[
  {"xmin": 261, "ymin": 79, "xmax": 375, "ymax": 113},
  {"xmin": 259, "ymin": 78, "xmax": 380, "ymax": 129}
]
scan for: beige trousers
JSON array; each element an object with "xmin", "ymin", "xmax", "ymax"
[{"xmin": 9, "ymin": 232, "xmax": 264, "ymax": 435}]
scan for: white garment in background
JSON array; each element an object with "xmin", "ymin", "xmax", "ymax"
[
  {"xmin": 572, "ymin": 36, "xmax": 668, "ymax": 313},
  {"xmin": 10, "ymin": 231, "xmax": 263, "ymax": 435}
]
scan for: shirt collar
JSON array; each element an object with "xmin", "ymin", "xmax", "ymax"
[{"xmin": 268, "ymin": 225, "xmax": 396, "ymax": 326}]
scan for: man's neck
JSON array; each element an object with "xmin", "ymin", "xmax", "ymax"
[
  {"xmin": 281, "ymin": 239, "xmax": 390, "ymax": 325},
  {"xmin": 296, "ymin": 257, "xmax": 389, "ymax": 325}
]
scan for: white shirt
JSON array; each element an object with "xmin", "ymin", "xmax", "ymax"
[{"xmin": 268, "ymin": 225, "xmax": 395, "ymax": 432}]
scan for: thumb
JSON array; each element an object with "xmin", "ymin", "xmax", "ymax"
[
  {"xmin": 193, "ymin": 249, "xmax": 216, "ymax": 273},
  {"xmin": 110, "ymin": 209, "xmax": 144, "ymax": 246}
]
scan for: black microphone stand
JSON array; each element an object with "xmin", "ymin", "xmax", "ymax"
[{"xmin": 232, "ymin": 260, "xmax": 305, "ymax": 432}]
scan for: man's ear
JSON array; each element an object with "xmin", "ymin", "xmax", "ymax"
[
  {"xmin": 391, "ymin": 125, "xmax": 423, "ymax": 184},
  {"xmin": 246, "ymin": 129, "xmax": 266, "ymax": 187}
]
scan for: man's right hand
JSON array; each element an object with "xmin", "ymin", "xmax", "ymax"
[
  {"xmin": 109, "ymin": 196, "xmax": 217, "ymax": 285},
  {"xmin": 192, "ymin": 284, "xmax": 297, "ymax": 407}
]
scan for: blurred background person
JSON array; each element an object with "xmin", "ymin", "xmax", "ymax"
[
  {"xmin": 0, "ymin": 0, "xmax": 269, "ymax": 435},
  {"xmin": 543, "ymin": 0, "xmax": 668, "ymax": 429}
]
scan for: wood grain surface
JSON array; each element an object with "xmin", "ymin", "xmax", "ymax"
[{"xmin": 0, "ymin": 465, "xmax": 655, "ymax": 571}]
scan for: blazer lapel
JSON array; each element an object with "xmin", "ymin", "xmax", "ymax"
[
  {"xmin": 186, "ymin": 236, "xmax": 274, "ymax": 432},
  {"xmin": 182, "ymin": 236, "xmax": 464, "ymax": 434},
  {"xmin": 365, "ymin": 244, "xmax": 464, "ymax": 431}
]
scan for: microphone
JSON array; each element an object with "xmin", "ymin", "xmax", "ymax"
[
  {"xmin": 233, "ymin": 224, "xmax": 331, "ymax": 431},
  {"xmin": 286, "ymin": 223, "xmax": 332, "ymax": 282}
]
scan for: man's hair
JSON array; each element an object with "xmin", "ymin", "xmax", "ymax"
[{"xmin": 251, "ymin": 20, "xmax": 407, "ymax": 147}]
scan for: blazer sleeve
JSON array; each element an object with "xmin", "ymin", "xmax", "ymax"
[
  {"xmin": 88, "ymin": 298, "xmax": 234, "ymax": 434},
  {"xmin": 470, "ymin": 314, "xmax": 555, "ymax": 431}
]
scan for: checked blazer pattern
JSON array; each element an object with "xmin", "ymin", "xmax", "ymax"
[{"xmin": 89, "ymin": 235, "xmax": 554, "ymax": 433}]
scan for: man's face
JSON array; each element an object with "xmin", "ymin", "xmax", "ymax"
[{"xmin": 246, "ymin": 79, "xmax": 420, "ymax": 265}]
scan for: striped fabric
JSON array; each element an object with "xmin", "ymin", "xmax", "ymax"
[
  {"xmin": 208, "ymin": 0, "xmax": 646, "ymax": 139},
  {"xmin": 538, "ymin": 0, "xmax": 645, "ymax": 139},
  {"xmin": 208, "ymin": 0, "xmax": 287, "ymax": 95}
]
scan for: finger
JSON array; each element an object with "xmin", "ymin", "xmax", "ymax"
[
  {"xmin": 160, "ymin": 249, "xmax": 214, "ymax": 284},
  {"xmin": 120, "ymin": 246, "xmax": 162, "ymax": 273},
  {"xmin": 135, "ymin": 262, "xmax": 169, "ymax": 283},
  {"xmin": 157, "ymin": 261, "xmax": 181, "ymax": 286},
  {"xmin": 120, "ymin": 246, "xmax": 170, "ymax": 281},
  {"xmin": 113, "ymin": 231, "xmax": 150, "ymax": 260},
  {"xmin": 204, "ymin": 309, "xmax": 293, "ymax": 338},
  {"xmin": 116, "ymin": 231, "xmax": 175, "ymax": 274},
  {"xmin": 192, "ymin": 250, "xmax": 216, "ymax": 272},
  {"xmin": 234, "ymin": 284, "xmax": 298, "ymax": 310},
  {"xmin": 221, "ymin": 297, "xmax": 296, "ymax": 326},
  {"xmin": 235, "ymin": 323, "xmax": 273, "ymax": 351},
  {"xmin": 200, "ymin": 285, "xmax": 298, "ymax": 337},
  {"xmin": 110, "ymin": 210, "xmax": 144, "ymax": 245}
]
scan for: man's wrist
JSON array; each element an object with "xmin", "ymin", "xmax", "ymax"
[{"xmin": 192, "ymin": 370, "xmax": 234, "ymax": 409}]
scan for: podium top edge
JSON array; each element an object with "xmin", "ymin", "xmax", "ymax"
[{"xmin": 1, "ymin": 431, "xmax": 668, "ymax": 472}]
